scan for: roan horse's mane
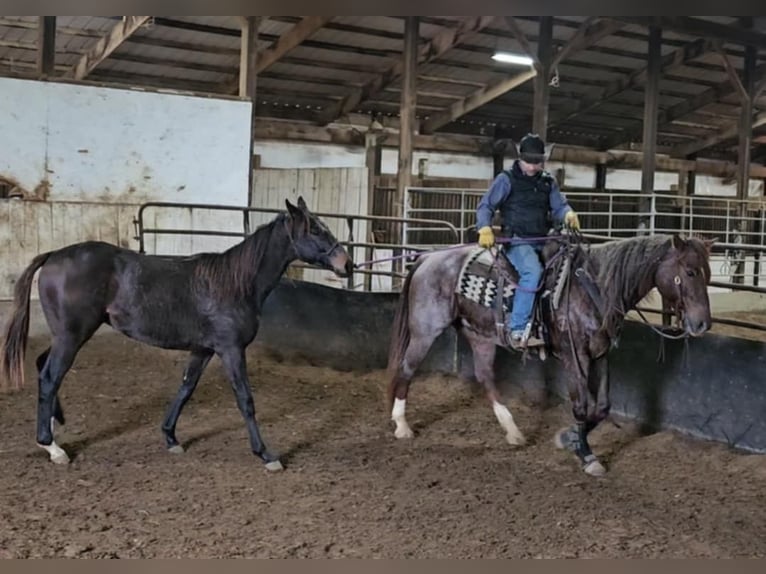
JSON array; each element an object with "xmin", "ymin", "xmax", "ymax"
[{"xmin": 193, "ymin": 213, "xmax": 290, "ymax": 300}]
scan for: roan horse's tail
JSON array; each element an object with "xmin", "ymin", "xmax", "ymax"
[
  {"xmin": 386, "ymin": 255, "xmax": 425, "ymax": 409},
  {"xmin": 1, "ymin": 251, "xmax": 52, "ymax": 390}
]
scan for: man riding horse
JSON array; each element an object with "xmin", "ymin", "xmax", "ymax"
[{"xmin": 475, "ymin": 133, "xmax": 581, "ymax": 350}]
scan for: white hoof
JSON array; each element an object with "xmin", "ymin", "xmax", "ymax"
[
  {"xmin": 39, "ymin": 442, "xmax": 70, "ymax": 464},
  {"xmin": 394, "ymin": 425, "xmax": 414, "ymax": 439},
  {"xmin": 505, "ymin": 430, "xmax": 527, "ymax": 446},
  {"xmin": 168, "ymin": 445, "xmax": 185, "ymax": 454},
  {"xmin": 265, "ymin": 460, "xmax": 284, "ymax": 472},
  {"xmin": 583, "ymin": 459, "xmax": 607, "ymax": 477}
]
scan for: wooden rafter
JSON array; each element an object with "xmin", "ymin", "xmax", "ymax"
[
  {"xmin": 603, "ymin": 62, "xmax": 766, "ymax": 150},
  {"xmin": 551, "ymin": 37, "xmax": 716, "ymax": 127},
  {"xmin": 503, "ymin": 16, "xmax": 541, "ymax": 71},
  {"xmin": 671, "ymin": 111, "xmax": 766, "ymax": 158},
  {"xmin": 316, "ymin": 16, "xmax": 497, "ymax": 125},
  {"xmin": 225, "ymin": 16, "xmax": 331, "ymax": 95},
  {"xmin": 614, "ymin": 16, "xmax": 766, "ymax": 50},
  {"xmin": 550, "ymin": 17, "xmax": 623, "ymax": 69},
  {"xmin": 419, "ymin": 68, "xmax": 537, "ymax": 134},
  {"xmin": 66, "ymin": 16, "xmax": 150, "ymax": 80}
]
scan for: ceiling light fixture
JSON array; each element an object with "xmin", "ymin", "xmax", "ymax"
[{"xmin": 491, "ymin": 52, "xmax": 534, "ymax": 66}]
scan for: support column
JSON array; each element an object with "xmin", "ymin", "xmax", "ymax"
[
  {"xmin": 37, "ymin": 16, "xmax": 56, "ymax": 78},
  {"xmin": 240, "ymin": 16, "xmax": 263, "ymax": 207},
  {"xmin": 532, "ymin": 16, "xmax": 553, "ymax": 139},
  {"xmin": 640, "ymin": 24, "xmax": 662, "ymax": 234},
  {"xmin": 364, "ymin": 129, "xmax": 383, "ymax": 291},
  {"xmin": 395, "ymin": 16, "xmax": 419, "ymax": 286}
]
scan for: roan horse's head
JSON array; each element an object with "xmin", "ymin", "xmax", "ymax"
[
  {"xmin": 654, "ymin": 235, "xmax": 714, "ymax": 337},
  {"xmin": 285, "ymin": 196, "xmax": 354, "ymax": 278}
]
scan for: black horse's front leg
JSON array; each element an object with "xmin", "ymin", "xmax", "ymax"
[
  {"xmin": 555, "ymin": 352, "xmax": 608, "ymax": 477},
  {"xmin": 218, "ymin": 347, "xmax": 283, "ymax": 472}
]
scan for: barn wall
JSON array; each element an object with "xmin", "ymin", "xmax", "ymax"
[
  {"xmin": 0, "ymin": 77, "xmax": 254, "ymax": 300},
  {"xmin": 253, "ymin": 140, "xmax": 765, "ymax": 197}
]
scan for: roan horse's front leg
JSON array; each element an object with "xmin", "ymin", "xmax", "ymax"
[{"xmin": 555, "ymin": 353, "xmax": 609, "ymax": 476}]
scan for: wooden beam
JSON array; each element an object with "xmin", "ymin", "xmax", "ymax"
[
  {"xmin": 641, "ymin": 25, "xmax": 662, "ymax": 226},
  {"xmin": 420, "ymin": 69, "xmax": 536, "ymax": 134},
  {"xmin": 250, "ymin": 118, "xmax": 766, "ymax": 178},
  {"xmin": 551, "ymin": 37, "xmax": 716, "ymax": 127},
  {"xmin": 737, "ymin": 45, "xmax": 757, "ymax": 204},
  {"xmin": 503, "ymin": 17, "xmax": 541, "ymax": 71},
  {"xmin": 36, "ymin": 16, "xmax": 56, "ymax": 78},
  {"xmin": 550, "ymin": 18, "xmax": 623, "ymax": 69},
  {"xmin": 614, "ymin": 16, "xmax": 766, "ymax": 50},
  {"xmin": 396, "ymin": 16, "xmax": 418, "ymax": 224},
  {"xmin": 241, "ymin": 17, "xmax": 263, "ymax": 205},
  {"xmin": 671, "ymin": 111, "xmax": 766, "ymax": 158},
  {"xmin": 67, "ymin": 16, "xmax": 150, "ymax": 80},
  {"xmin": 603, "ymin": 61, "xmax": 766, "ymax": 150},
  {"xmin": 533, "ymin": 17, "xmax": 553, "ymax": 139},
  {"xmin": 716, "ymin": 41, "xmax": 748, "ymax": 103},
  {"xmin": 227, "ymin": 16, "xmax": 331, "ymax": 95},
  {"xmin": 316, "ymin": 16, "xmax": 497, "ymax": 125}
]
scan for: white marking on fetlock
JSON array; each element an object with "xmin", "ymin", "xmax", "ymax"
[
  {"xmin": 168, "ymin": 445, "xmax": 185, "ymax": 454},
  {"xmin": 38, "ymin": 441, "xmax": 70, "ymax": 464},
  {"xmin": 583, "ymin": 456, "xmax": 607, "ymax": 477},
  {"xmin": 392, "ymin": 398, "xmax": 414, "ymax": 439},
  {"xmin": 264, "ymin": 460, "xmax": 284, "ymax": 472},
  {"xmin": 492, "ymin": 401, "xmax": 526, "ymax": 446}
]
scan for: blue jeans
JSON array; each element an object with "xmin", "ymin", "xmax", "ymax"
[{"xmin": 505, "ymin": 241, "xmax": 543, "ymax": 333}]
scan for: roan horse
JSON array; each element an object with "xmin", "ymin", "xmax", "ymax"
[
  {"xmin": 1, "ymin": 197, "xmax": 352, "ymax": 471},
  {"xmin": 386, "ymin": 233, "xmax": 713, "ymax": 475}
]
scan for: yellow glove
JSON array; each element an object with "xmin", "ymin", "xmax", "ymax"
[
  {"xmin": 564, "ymin": 210, "xmax": 580, "ymax": 231},
  {"xmin": 478, "ymin": 226, "xmax": 495, "ymax": 248}
]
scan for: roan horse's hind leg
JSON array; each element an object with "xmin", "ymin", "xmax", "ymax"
[
  {"xmin": 387, "ymin": 331, "xmax": 442, "ymax": 439},
  {"xmin": 461, "ymin": 329, "xmax": 526, "ymax": 446},
  {"xmin": 162, "ymin": 349, "xmax": 213, "ymax": 453}
]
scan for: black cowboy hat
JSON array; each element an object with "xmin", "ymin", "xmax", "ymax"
[{"xmin": 518, "ymin": 133, "xmax": 547, "ymax": 164}]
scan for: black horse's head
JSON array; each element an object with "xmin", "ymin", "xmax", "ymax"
[{"xmin": 285, "ymin": 197, "xmax": 353, "ymax": 278}]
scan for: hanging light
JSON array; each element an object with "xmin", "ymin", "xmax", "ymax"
[{"xmin": 491, "ymin": 52, "xmax": 535, "ymax": 66}]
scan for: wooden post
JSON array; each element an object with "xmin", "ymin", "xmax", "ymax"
[
  {"xmin": 640, "ymin": 25, "xmax": 662, "ymax": 234},
  {"xmin": 37, "ymin": 16, "xmax": 56, "ymax": 78},
  {"xmin": 395, "ymin": 16, "xmax": 419, "ymax": 285},
  {"xmin": 532, "ymin": 16, "xmax": 553, "ymax": 139},
  {"xmin": 364, "ymin": 130, "xmax": 383, "ymax": 291},
  {"xmin": 240, "ymin": 16, "xmax": 262, "ymax": 207}
]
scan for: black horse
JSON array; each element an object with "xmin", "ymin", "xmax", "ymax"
[{"xmin": 1, "ymin": 197, "xmax": 353, "ymax": 471}]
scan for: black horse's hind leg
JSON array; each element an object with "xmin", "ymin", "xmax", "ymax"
[
  {"xmin": 218, "ymin": 347, "xmax": 282, "ymax": 471},
  {"xmin": 36, "ymin": 348, "xmax": 65, "ymax": 425},
  {"xmin": 555, "ymin": 350, "xmax": 608, "ymax": 476},
  {"xmin": 462, "ymin": 328, "xmax": 526, "ymax": 446},
  {"xmin": 162, "ymin": 349, "xmax": 213, "ymax": 453},
  {"xmin": 36, "ymin": 339, "xmax": 84, "ymax": 464}
]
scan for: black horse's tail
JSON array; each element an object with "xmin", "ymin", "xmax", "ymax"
[
  {"xmin": 386, "ymin": 256, "xmax": 425, "ymax": 411},
  {"xmin": 1, "ymin": 251, "xmax": 51, "ymax": 391}
]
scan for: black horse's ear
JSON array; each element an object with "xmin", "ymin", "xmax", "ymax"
[
  {"xmin": 297, "ymin": 196, "xmax": 308, "ymax": 211},
  {"xmin": 285, "ymin": 198, "xmax": 308, "ymax": 236},
  {"xmin": 672, "ymin": 235, "xmax": 686, "ymax": 251}
]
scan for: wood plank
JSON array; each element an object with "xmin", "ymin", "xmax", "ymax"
[
  {"xmin": 316, "ymin": 16, "xmax": 497, "ymax": 125},
  {"xmin": 67, "ymin": 16, "xmax": 150, "ymax": 80},
  {"xmin": 36, "ymin": 16, "xmax": 56, "ymax": 78}
]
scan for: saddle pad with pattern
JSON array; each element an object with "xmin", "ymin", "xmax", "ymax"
[{"xmin": 456, "ymin": 248, "xmax": 516, "ymax": 313}]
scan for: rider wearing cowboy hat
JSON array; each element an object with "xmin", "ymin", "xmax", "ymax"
[{"xmin": 475, "ymin": 133, "xmax": 581, "ymax": 349}]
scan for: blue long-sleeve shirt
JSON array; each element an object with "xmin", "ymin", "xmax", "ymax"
[{"xmin": 476, "ymin": 170, "xmax": 572, "ymax": 229}]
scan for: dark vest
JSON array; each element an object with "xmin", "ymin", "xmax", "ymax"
[{"xmin": 499, "ymin": 162, "xmax": 554, "ymax": 238}]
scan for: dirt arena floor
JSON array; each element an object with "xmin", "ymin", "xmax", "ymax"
[{"xmin": 0, "ymin": 332, "xmax": 764, "ymax": 559}]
